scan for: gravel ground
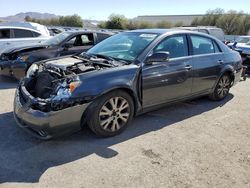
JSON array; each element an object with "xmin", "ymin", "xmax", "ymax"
[{"xmin": 0, "ymin": 75, "xmax": 249, "ymax": 188}]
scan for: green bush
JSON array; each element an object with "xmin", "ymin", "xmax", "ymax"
[
  {"xmin": 191, "ymin": 9, "xmax": 250, "ymax": 35},
  {"xmin": 25, "ymin": 14, "xmax": 83, "ymax": 27}
]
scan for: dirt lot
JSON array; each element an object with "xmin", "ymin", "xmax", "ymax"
[{"xmin": 0, "ymin": 75, "xmax": 249, "ymax": 188}]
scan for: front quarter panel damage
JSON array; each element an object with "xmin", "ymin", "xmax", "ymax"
[{"xmin": 71, "ymin": 64, "xmax": 142, "ymax": 112}]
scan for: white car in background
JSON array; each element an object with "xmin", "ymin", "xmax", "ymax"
[
  {"xmin": 227, "ymin": 36, "xmax": 250, "ymax": 48},
  {"xmin": 0, "ymin": 23, "xmax": 50, "ymax": 53}
]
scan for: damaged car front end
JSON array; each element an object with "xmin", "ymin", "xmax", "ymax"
[
  {"xmin": 0, "ymin": 45, "xmax": 47, "ymax": 79},
  {"xmin": 14, "ymin": 54, "xmax": 134, "ymax": 139}
]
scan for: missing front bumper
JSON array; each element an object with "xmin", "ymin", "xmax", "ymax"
[{"xmin": 14, "ymin": 87, "xmax": 90, "ymax": 139}]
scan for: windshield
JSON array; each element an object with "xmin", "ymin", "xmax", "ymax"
[
  {"xmin": 237, "ymin": 37, "xmax": 250, "ymax": 44},
  {"xmin": 42, "ymin": 32, "xmax": 71, "ymax": 46},
  {"xmin": 86, "ymin": 32, "xmax": 159, "ymax": 61}
]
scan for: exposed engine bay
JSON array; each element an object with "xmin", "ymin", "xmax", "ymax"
[{"xmin": 22, "ymin": 55, "xmax": 120, "ymax": 111}]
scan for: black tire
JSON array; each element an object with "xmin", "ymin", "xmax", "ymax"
[
  {"xmin": 86, "ymin": 90, "xmax": 134, "ymax": 137},
  {"xmin": 209, "ymin": 74, "xmax": 232, "ymax": 101}
]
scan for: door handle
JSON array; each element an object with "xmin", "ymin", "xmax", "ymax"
[
  {"xmin": 218, "ymin": 60, "xmax": 224, "ymax": 64},
  {"xmin": 185, "ymin": 65, "xmax": 192, "ymax": 70}
]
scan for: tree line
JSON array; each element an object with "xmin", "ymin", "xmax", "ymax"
[
  {"xmin": 191, "ymin": 9, "xmax": 250, "ymax": 35},
  {"xmin": 25, "ymin": 14, "xmax": 83, "ymax": 27},
  {"xmin": 98, "ymin": 14, "xmax": 182, "ymax": 30},
  {"xmin": 23, "ymin": 9, "xmax": 250, "ymax": 35},
  {"xmin": 99, "ymin": 9, "xmax": 250, "ymax": 35}
]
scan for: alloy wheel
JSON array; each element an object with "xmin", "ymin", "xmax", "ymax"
[
  {"xmin": 217, "ymin": 75, "xmax": 231, "ymax": 98},
  {"xmin": 99, "ymin": 97, "xmax": 130, "ymax": 132}
]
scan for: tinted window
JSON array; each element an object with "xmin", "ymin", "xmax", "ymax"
[
  {"xmin": 0, "ymin": 29, "xmax": 10, "ymax": 39},
  {"xmin": 13, "ymin": 29, "xmax": 33, "ymax": 38},
  {"xmin": 97, "ymin": 33, "xmax": 111, "ymax": 42},
  {"xmin": 32, "ymin": 31, "xmax": 41, "ymax": 37},
  {"xmin": 191, "ymin": 35, "xmax": 215, "ymax": 55},
  {"xmin": 154, "ymin": 35, "xmax": 188, "ymax": 58}
]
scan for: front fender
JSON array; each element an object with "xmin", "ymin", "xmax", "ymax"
[{"xmin": 71, "ymin": 64, "xmax": 141, "ymax": 107}]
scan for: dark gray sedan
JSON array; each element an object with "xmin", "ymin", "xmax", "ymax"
[{"xmin": 14, "ymin": 29, "xmax": 243, "ymax": 139}]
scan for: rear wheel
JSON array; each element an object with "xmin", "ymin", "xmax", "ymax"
[
  {"xmin": 87, "ymin": 90, "xmax": 134, "ymax": 137},
  {"xmin": 209, "ymin": 74, "xmax": 232, "ymax": 101}
]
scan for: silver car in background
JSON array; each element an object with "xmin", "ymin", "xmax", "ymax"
[{"xmin": 0, "ymin": 25, "xmax": 50, "ymax": 53}]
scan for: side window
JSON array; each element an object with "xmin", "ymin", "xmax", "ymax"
[
  {"xmin": 154, "ymin": 35, "xmax": 188, "ymax": 59},
  {"xmin": 0, "ymin": 29, "xmax": 10, "ymax": 39},
  {"xmin": 65, "ymin": 34, "xmax": 94, "ymax": 47},
  {"xmin": 32, "ymin": 31, "xmax": 41, "ymax": 37},
  {"xmin": 13, "ymin": 29, "xmax": 34, "ymax": 38},
  {"xmin": 191, "ymin": 35, "xmax": 215, "ymax": 55},
  {"xmin": 81, "ymin": 34, "xmax": 94, "ymax": 45},
  {"xmin": 213, "ymin": 41, "xmax": 222, "ymax": 53}
]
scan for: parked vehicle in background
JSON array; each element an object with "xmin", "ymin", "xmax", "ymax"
[
  {"xmin": 177, "ymin": 26, "xmax": 225, "ymax": 41},
  {"xmin": 233, "ymin": 41, "xmax": 250, "ymax": 71},
  {"xmin": 0, "ymin": 26, "xmax": 50, "ymax": 51},
  {"xmin": 0, "ymin": 22, "xmax": 50, "ymax": 36},
  {"xmin": 47, "ymin": 27, "xmax": 65, "ymax": 36},
  {"xmin": 227, "ymin": 36, "xmax": 250, "ymax": 48},
  {"xmin": 0, "ymin": 31, "xmax": 114, "ymax": 79},
  {"xmin": 14, "ymin": 29, "xmax": 243, "ymax": 139}
]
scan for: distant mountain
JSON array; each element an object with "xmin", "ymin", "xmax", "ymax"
[
  {"xmin": 0, "ymin": 12, "xmax": 59, "ymax": 22},
  {"xmin": 0, "ymin": 12, "xmax": 100, "ymax": 29}
]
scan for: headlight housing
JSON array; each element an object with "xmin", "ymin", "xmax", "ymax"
[{"xmin": 26, "ymin": 64, "xmax": 39, "ymax": 78}]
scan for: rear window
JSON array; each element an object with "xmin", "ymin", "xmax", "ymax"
[
  {"xmin": 0, "ymin": 29, "xmax": 10, "ymax": 39},
  {"xmin": 13, "ymin": 29, "xmax": 34, "ymax": 38}
]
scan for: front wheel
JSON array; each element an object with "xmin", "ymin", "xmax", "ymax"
[
  {"xmin": 87, "ymin": 90, "xmax": 134, "ymax": 137},
  {"xmin": 209, "ymin": 74, "xmax": 232, "ymax": 101}
]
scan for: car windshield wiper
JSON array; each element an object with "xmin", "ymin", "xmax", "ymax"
[
  {"xmin": 89, "ymin": 53, "xmax": 115, "ymax": 61},
  {"xmin": 87, "ymin": 53, "xmax": 118, "ymax": 66},
  {"xmin": 112, "ymin": 57, "xmax": 132, "ymax": 65}
]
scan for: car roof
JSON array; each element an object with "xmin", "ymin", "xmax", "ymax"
[
  {"xmin": 126, "ymin": 28, "xmax": 221, "ymax": 41},
  {"xmin": 65, "ymin": 30, "xmax": 115, "ymax": 35},
  {"xmin": 127, "ymin": 28, "xmax": 205, "ymax": 35},
  {"xmin": 127, "ymin": 29, "xmax": 178, "ymax": 34},
  {"xmin": 0, "ymin": 26, "xmax": 42, "ymax": 34}
]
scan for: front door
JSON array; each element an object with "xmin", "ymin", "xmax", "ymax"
[{"xmin": 142, "ymin": 34, "xmax": 193, "ymax": 108}]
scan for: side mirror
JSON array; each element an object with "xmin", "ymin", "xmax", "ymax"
[
  {"xmin": 145, "ymin": 52, "xmax": 170, "ymax": 65},
  {"xmin": 64, "ymin": 43, "xmax": 73, "ymax": 50}
]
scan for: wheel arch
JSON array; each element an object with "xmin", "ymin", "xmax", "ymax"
[
  {"xmin": 80, "ymin": 86, "xmax": 140, "ymax": 128},
  {"xmin": 212, "ymin": 66, "xmax": 235, "ymax": 91}
]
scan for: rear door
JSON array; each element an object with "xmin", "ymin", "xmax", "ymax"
[
  {"xmin": 189, "ymin": 34, "xmax": 224, "ymax": 94},
  {"xmin": 142, "ymin": 34, "xmax": 194, "ymax": 107}
]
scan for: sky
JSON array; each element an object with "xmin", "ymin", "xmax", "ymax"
[{"xmin": 0, "ymin": 0, "xmax": 249, "ymax": 20}]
